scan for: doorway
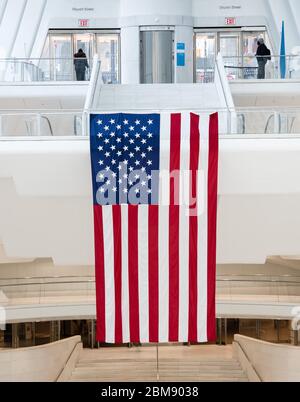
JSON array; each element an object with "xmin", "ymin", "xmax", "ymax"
[
  {"xmin": 140, "ymin": 27, "xmax": 174, "ymax": 84},
  {"xmin": 194, "ymin": 27, "xmax": 271, "ymax": 81},
  {"xmin": 41, "ymin": 30, "xmax": 120, "ymax": 82}
]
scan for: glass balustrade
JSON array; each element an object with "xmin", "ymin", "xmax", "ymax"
[
  {"xmin": 0, "ymin": 111, "xmax": 83, "ymax": 136},
  {"xmin": 0, "ymin": 58, "xmax": 120, "ymax": 83},
  {"xmin": 0, "ymin": 108, "xmax": 299, "ymax": 136},
  {"xmin": 1, "ymin": 274, "xmax": 300, "ymax": 304},
  {"xmin": 223, "ymin": 55, "xmax": 300, "ymax": 80},
  {"xmin": 0, "ymin": 54, "xmax": 299, "ymax": 83}
]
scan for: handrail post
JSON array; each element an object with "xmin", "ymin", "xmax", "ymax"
[
  {"xmin": 216, "ymin": 53, "xmax": 236, "ymax": 134},
  {"xmin": 274, "ymin": 112, "xmax": 280, "ymax": 134},
  {"xmin": 36, "ymin": 113, "xmax": 42, "ymax": 136},
  {"xmin": 82, "ymin": 54, "xmax": 100, "ymax": 137}
]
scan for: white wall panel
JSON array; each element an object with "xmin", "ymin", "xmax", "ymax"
[
  {"xmin": 288, "ymin": 0, "xmax": 300, "ymax": 40},
  {"xmin": 174, "ymin": 26, "xmax": 194, "ymax": 84},
  {"xmin": 120, "ymin": 0, "xmax": 192, "ymax": 17},
  {"xmin": 0, "ymin": 0, "xmax": 8, "ymax": 25},
  {"xmin": 11, "ymin": 0, "xmax": 47, "ymax": 58},
  {"xmin": 265, "ymin": 0, "xmax": 300, "ymax": 53},
  {"xmin": 0, "ymin": 0, "xmax": 27, "ymax": 58},
  {"xmin": 1, "ymin": 137, "xmax": 300, "ymax": 265},
  {"xmin": 120, "ymin": 26, "xmax": 140, "ymax": 84}
]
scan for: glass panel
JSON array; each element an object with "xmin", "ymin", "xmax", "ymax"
[
  {"xmin": 239, "ymin": 319, "xmax": 257, "ymax": 338},
  {"xmin": 195, "ymin": 33, "xmax": 216, "ymax": 83},
  {"xmin": 50, "ymin": 34, "xmax": 73, "ymax": 81},
  {"xmin": 38, "ymin": 35, "xmax": 51, "ymax": 81},
  {"xmin": 73, "ymin": 33, "xmax": 94, "ymax": 81},
  {"xmin": 242, "ymin": 31, "xmax": 266, "ymax": 79},
  {"xmin": 35, "ymin": 322, "xmax": 51, "ymax": 346},
  {"xmin": 140, "ymin": 30, "xmax": 174, "ymax": 84},
  {"xmin": 220, "ymin": 34, "xmax": 240, "ymax": 80},
  {"xmin": 97, "ymin": 34, "xmax": 120, "ymax": 84},
  {"xmin": 1, "ymin": 324, "xmax": 12, "ymax": 348}
]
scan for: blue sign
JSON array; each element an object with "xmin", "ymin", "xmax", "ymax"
[
  {"xmin": 177, "ymin": 42, "xmax": 185, "ymax": 51},
  {"xmin": 177, "ymin": 52, "xmax": 185, "ymax": 67}
]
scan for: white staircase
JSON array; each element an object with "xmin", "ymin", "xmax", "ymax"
[{"xmin": 68, "ymin": 346, "xmax": 248, "ymax": 382}]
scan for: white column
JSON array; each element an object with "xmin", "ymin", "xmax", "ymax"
[
  {"xmin": 0, "ymin": 0, "xmax": 27, "ymax": 58},
  {"xmin": 289, "ymin": 0, "xmax": 300, "ymax": 40},
  {"xmin": 266, "ymin": 0, "xmax": 300, "ymax": 53},
  {"xmin": 11, "ymin": 0, "xmax": 47, "ymax": 58},
  {"xmin": 0, "ymin": 1, "xmax": 8, "ymax": 25},
  {"xmin": 174, "ymin": 25, "xmax": 194, "ymax": 83},
  {"xmin": 120, "ymin": 26, "xmax": 140, "ymax": 84}
]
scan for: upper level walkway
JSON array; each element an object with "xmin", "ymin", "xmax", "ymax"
[{"xmin": 1, "ymin": 268, "xmax": 300, "ymax": 323}]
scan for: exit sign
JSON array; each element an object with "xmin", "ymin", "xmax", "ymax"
[
  {"xmin": 78, "ymin": 19, "xmax": 89, "ymax": 27},
  {"xmin": 225, "ymin": 17, "xmax": 236, "ymax": 25}
]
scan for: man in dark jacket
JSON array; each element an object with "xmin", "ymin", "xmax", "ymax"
[
  {"xmin": 74, "ymin": 49, "xmax": 89, "ymax": 81},
  {"xmin": 256, "ymin": 38, "xmax": 271, "ymax": 79}
]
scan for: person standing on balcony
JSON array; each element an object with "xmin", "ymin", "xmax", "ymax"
[
  {"xmin": 74, "ymin": 49, "xmax": 89, "ymax": 81},
  {"xmin": 256, "ymin": 38, "xmax": 271, "ymax": 79}
]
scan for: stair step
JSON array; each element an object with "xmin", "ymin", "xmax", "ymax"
[
  {"xmin": 69, "ymin": 346, "xmax": 249, "ymax": 383},
  {"xmin": 74, "ymin": 367, "xmax": 243, "ymax": 375},
  {"xmin": 69, "ymin": 377, "xmax": 248, "ymax": 383}
]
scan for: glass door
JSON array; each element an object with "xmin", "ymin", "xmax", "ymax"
[
  {"xmin": 49, "ymin": 34, "xmax": 73, "ymax": 81},
  {"xmin": 140, "ymin": 28, "xmax": 174, "ymax": 84},
  {"xmin": 73, "ymin": 33, "xmax": 94, "ymax": 80},
  {"xmin": 242, "ymin": 31, "xmax": 267, "ymax": 79},
  {"xmin": 96, "ymin": 34, "xmax": 120, "ymax": 83},
  {"xmin": 195, "ymin": 33, "xmax": 216, "ymax": 83},
  {"xmin": 219, "ymin": 33, "xmax": 240, "ymax": 79}
]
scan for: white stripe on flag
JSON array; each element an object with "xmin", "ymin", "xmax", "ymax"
[
  {"xmin": 178, "ymin": 112, "xmax": 190, "ymax": 342},
  {"xmin": 159, "ymin": 112, "xmax": 171, "ymax": 343},
  {"xmin": 121, "ymin": 205, "xmax": 130, "ymax": 343},
  {"xmin": 197, "ymin": 114, "xmax": 209, "ymax": 343},
  {"xmin": 138, "ymin": 205, "xmax": 149, "ymax": 343},
  {"xmin": 102, "ymin": 206, "xmax": 115, "ymax": 343}
]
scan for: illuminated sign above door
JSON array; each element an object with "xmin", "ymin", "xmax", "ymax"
[
  {"xmin": 78, "ymin": 19, "xmax": 89, "ymax": 28},
  {"xmin": 225, "ymin": 17, "xmax": 237, "ymax": 26}
]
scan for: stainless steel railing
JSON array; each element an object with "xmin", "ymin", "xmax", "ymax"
[
  {"xmin": 0, "ymin": 58, "xmax": 120, "ymax": 83},
  {"xmin": 0, "ymin": 107, "xmax": 300, "ymax": 136},
  {"xmin": 0, "ymin": 110, "xmax": 83, "ymax": 137},
  {"xmin": 1, "ymin": 274, "xmax": 300, "ymax": 303},
  {"xmin": 222, "ymin": 54, "xmax": 300, "ymax": 80}
]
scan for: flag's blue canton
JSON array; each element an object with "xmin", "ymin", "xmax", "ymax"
[{"xmin": 90, "ymin": 113, "xmax": 160, "ymax": 205}]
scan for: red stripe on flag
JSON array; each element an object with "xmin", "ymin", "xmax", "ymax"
[
  {"xmin": 148, "ymin": 205, "xmax": 159, "ymax": 343},
  {"xmin": 188, "ymin": 113, "xmax": 200, "ymax": 342},
  {"xmin": 169, "ymin": 113, "xmax": 181, "ymax": 342},
  {"xmin": 128, "ymin": 205, "xmax": 140, "ymax": 343},
  {"xmin": 93, "ymin": 205, "xmax": 106, "ymax": 343},
  {"xmin": 207, "ymin": 113, "xmax": 219, "ymax": 342},
  {"xmin": 112, "ymin": 205, "xmax": 123, "ymax": 344}
]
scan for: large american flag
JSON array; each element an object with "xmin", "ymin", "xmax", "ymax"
[{"xmin": 90, "ymin": 112, "xmax": 219, "ymax": 344}]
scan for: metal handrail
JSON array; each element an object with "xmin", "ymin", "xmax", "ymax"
[
  {"xmin": 0, "ymin": 58, "xmax": 91, "ymax": 61},
  {"xmin": 237, "ymin": 113, "xmax": 246, "ymax": 134},
  {"xmin": 41, "ymin": 115, "xmax": 54, "ymax": 136},
  {"xmin": 265, "ymin": 114, "xmax": 275, "ymax": 134},
  {"xmin": 2, "ymin": 275, "xmax": 300, "ymax": 288},
  {"xmin": 0, "ymin": 55, "xmax": 298, "ymax": 61},
  {"xmin": 0, "ymin": 272, "xmax": 299, "ymax": 281}
]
